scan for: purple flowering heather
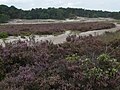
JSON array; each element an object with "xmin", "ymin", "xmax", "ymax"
[{"xmin": 0, "ymin": 34, "xmax": 119, "ymax": 90}]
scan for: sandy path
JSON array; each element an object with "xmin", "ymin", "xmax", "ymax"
[{"xmin": 0, "ymin": 24, "xmax": 120, "ymax": 46}]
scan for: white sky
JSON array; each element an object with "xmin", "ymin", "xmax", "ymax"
[{"xmin": 0, "ymin": 0, "xmax": 120, "ymax": 11}]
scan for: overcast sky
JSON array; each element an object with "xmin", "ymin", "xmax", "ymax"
[{"xmin": 0, "ymin": 0, "xmax": 119, "ymax": 11}]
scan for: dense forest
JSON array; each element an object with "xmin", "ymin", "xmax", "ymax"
[{"xmin": 0, "ymin": 4, "xmax": 120, "ymax": 22}]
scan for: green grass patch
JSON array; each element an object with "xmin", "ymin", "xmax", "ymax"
[{"xmin": 100, "ymin": 31, "xmax": 120, "ymax": 44}]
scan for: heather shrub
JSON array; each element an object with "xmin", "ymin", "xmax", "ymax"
[
  {"xmin": 0, "ymin": 35, "xmax": 119, "ymax": 90},
  {"xmin": 0, "ymin": 58, "xmax": 5, "ymax": 81},
  {"xmin": 0, "ymin": 22, "xmax": 115, "ymax": 36}
]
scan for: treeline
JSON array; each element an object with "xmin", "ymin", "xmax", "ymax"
[
  {"xmin": 0, "ymin": 4, "xmax": 120, "ymax": 21},
  {"xmin": 0, "ymin": 14, "xmax": 10, "ymax": 23}
]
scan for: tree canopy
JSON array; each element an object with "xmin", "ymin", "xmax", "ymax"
[
  {"xmin": 0, "ymin": 14, "xmax": 10, "ymax": 23},
  {"xmin": 0, "ymin": 4, "xmax": 120, "ymax": 21}
]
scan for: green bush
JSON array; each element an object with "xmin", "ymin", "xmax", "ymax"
[
  {"xmin": 66, "ymin": 53, "xmax": 80, "ymax": 62},
  {"xmin": 0, "ymin": 32, "xmax": 8, "ymax": 39},
  {"xmin": 85, "ymin": 54, "xmax": 120, "ymax": 79}
]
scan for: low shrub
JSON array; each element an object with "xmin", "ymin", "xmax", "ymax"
[
  {"xmin": 0, "ymin": 22, "xmax": 115, "ymax": 36},
  {"xmin": 0, "ymin": 32, "xmax": 8, "ymax": 39},
  {"xmin": 0, "ymin": 58, "xmax": 5, "ymax": 81},
  {"xmin": 0, "ymin": 34, "xmax": 119, "ymax": 90},
  {"xmin": 66, "ymin": 53, "xmax": 80, "ymax": 62}
]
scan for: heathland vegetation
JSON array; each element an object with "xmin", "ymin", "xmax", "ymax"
[
  {"xmin": 0, "ymin": 22, "xmax": 115, "ymax": 36},
  {"xmin": 0, "ymin": 4, "xmax": 120, "ymax": 90},
  {"xmin": 0, "ymin": 31, "xmax": 120, "ymax": 90}
]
